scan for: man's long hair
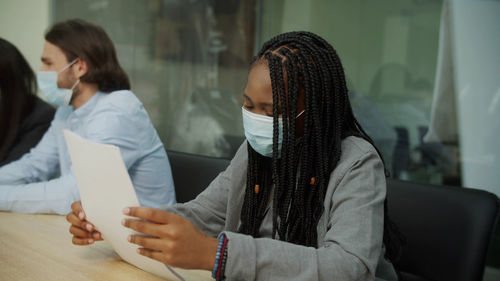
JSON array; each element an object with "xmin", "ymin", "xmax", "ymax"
[
  {"xmin": 238, "ymin": 31, "xmax": 402, "ymax": 262},
  {"xmin": 45, "ymin": 19, "xmax": 130, "ymax": 92}
]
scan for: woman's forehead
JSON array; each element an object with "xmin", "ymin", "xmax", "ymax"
[{"xmin": 246, "ymin": 63, "xmax": 273, "ymax": 102}]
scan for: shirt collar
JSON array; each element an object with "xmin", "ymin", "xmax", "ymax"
[{"xmin": 71, "ymin": 91, "xmax": 102, "ymax": 118}]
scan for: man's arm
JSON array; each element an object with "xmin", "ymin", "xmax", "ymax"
[{"xmin": 0, "ymin": 174, "xmax": 79, "ymax": 214}]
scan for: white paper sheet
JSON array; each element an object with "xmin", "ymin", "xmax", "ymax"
[{"xmin": 64, "ymin": 130, "xmax": 213, "ymax": 281}]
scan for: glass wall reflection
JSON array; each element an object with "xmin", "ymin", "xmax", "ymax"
[{"xmin": 53, "ymin": 0, "xmax": 500, "ymax": 196}]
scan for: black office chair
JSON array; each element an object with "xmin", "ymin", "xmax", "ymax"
[
  {"xmin": 167, "ymin": 150, "xmax": 231, "ymax": 203},
  {"xmin": 386, "ymin": 179, "xmax": 500, "ymax": 281}
]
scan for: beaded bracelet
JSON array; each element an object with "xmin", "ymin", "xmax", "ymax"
[
  {"xmin": 212, "ymin": 235, "xmax": 225, "ymax": 278},
  {"xmin": 212, "ymin": 233, "xmax": 228, "ymax": 280},
  {"xmin": 216, "ymin": 236, "xmax": 228, "ymax": 281},
  {"xmin": 218, "ymin": 246, "xmax": 228, "ymax": 280}
]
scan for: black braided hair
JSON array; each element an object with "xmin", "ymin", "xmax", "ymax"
[{"xmin": 238, "ymin": 31, "xmax": 402, "ymax": 262}]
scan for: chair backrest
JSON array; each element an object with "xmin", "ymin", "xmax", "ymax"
[
  {"xmin": 167, "ymin": 150, "xmax": 231, "ymax": 203},
  {"xmin": 386, "ymin": 179, "xmax": 499, "ymax": 281}
]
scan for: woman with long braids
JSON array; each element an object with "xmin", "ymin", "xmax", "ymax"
[{"xmin": 67, "ymin": 31, "xmax": 400, "ymax": 280}]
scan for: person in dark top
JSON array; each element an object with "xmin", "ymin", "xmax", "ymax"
[{"xmin": 0, "ymin": 38, "xmax": 55, "ymax": 166}]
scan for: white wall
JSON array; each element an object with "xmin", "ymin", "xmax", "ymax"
[
  {"xmin": 452, "ymin": 0, "xmax": 500, "ymax": 195},
  {"xmin": 0, "ymin": 0, "xmax": 51, "ymax": 71}
]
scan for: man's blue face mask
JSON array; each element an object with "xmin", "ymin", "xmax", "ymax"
[{"xmin": 36, "ymin": 58, "xmax": 79, "ymax": 107}]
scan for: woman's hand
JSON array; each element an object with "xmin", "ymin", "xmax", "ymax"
[
  {"xmin": 122, "ymin": 207, "xmax": 218, "ymax": 270},
  {"xmin": 66, "ymin": 201, "xmax": 102, "ymax": 245}
]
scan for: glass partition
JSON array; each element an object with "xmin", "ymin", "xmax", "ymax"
[{"xmin": 53, "ymin": 0, "xmax": 500, "ymax": 196}]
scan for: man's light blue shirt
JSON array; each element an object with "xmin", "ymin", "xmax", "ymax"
[{"xmin": 0, "ymin": 90, "xmax": 176, "ymax": 214}]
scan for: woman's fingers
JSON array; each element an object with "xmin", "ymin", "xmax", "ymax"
[
  {"xmin": 136, "ymin": 248, "xmax": 167, "ymax": 264},
  {"xmin": 72, "ymin": 236, "xmax": 95, "ymax": 245},
  {"xmin": 71, "ymin": 201, "xmax": 86, "ymax": 220},
  {"xmin": 124, "ymin": 210, "xmax": 218, "ymax": 270},
  {"xmin": 123, "ymin": 207, "xmax": 178, "ymax": 224},
  {"xmin": 66, "ymin": 211, "xmax": 81, "ymax": 226},
  {"xmin": 92, "ymin": 231, "xmax": 102, "ymax": 240},
  {"xmin": 69, "ymin": 225, "xmax": 91, "ymax": 238},
  {"xmin": 122, "ymin": 218, "xmax": 167, "ymax": 238},
  {"xmin": 67, "ymin": 201, "xmax": 101, "ymax": 244},
  {"xmin": 128, "ymin": 235, "xmax": 163, "ymax": 250},
  {"xmin": 66, "ymin": 210, "xmax": 95, "ymax": 232}
]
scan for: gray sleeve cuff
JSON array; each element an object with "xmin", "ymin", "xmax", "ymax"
[{"xmin": 220, "ymin": 231, "xmax": 256, "ymax": 281}]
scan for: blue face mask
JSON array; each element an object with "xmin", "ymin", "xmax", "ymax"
[
  {"xmin": 36, "ymin": 59, "xmax": 79, "ymax": 107},
  {"xmin": 242, "ymin": 107, "xmax": 304, "ymax": 157}
]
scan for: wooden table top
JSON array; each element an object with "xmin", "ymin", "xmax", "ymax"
[{"xmin": 0, "ymin": 212, "xmax": 212, "ymax": 281}]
